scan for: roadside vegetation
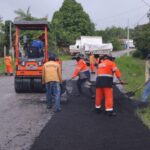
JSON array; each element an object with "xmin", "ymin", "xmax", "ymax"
[
  {"xmin": 59, "ymin": 54, "xmax": 71, "ymax": 60},
  {"xmin": 116, "ymin": 54, "xmax": 150, "ymax": 129},
  {"xmin": 0, "ymin": 58, "xmax": 5, "ymax": 74}
]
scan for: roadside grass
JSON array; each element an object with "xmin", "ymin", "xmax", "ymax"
[
  {"xmin": 116, "ymin": 55, "xmax": 150, "ymax": 129},
  {"xmin": 116, "ymin": 55, "xmax": 145, "ymax": 98},
  {"xmin": 59, "ymin": 54, "xmax": 71, "ymax": 60},
  {"xmin": 0, "ymin": 58, "xmax": 5, "ymax": 74},
  {"xmin": 137, "ymin": 108, "xmax": 150, "ymax": 128}
]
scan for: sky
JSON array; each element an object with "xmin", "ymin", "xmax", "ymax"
[{"xmin": 0, "ymin": 0, "xmax": 149, "ymax": 30}]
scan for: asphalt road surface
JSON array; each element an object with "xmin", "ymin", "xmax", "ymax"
[
  {"xmin": 30, "ymin": 82, "xmax": 150, "ymax": 150},
  {"xmin": 0, "ymin": 49, "xmax": 142, "ymax": 150},
  {"xmin": 0, "ymin": 75, "xmax": 52, "ymax": 150}
]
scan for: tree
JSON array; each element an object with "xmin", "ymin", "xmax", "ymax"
[
  {"xmin": 51, "ymin": 0, "xmax": 95, "ymax": 47},
  {"xmin": 14, "ymin": 7, "xmax": 33, "ymax": 21},
  {"xmin": 134, "ymin": 23, "xmax": 150, "ymax": 58},
  {"xmin": 0, "ymin": 16, "xmax": 5, "ymax": 56}
]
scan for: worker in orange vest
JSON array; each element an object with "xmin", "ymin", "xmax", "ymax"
[
  {"xmin": 72, "ymin": 55, "xmax": 94, "ymax": 98},
  {"xmin": 5, "ymin": 55, "xmax": 13, "ymax": 76},
  {"xmin": 95, "ymin": 54, "xmax": 123, "ymax": 116},
  {"xmin": 89, "ymin": 53, "xmax": 95, "ymax": 74}
]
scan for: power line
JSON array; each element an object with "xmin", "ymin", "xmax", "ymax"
[
  {"xmin": 141, "ymin": 0, "xmax": 150, "ymax": 7},
  {"xmin": 132, "ymin": 13, "xmax": 148, "ymax": 27},
  {"xmin": 95, "ymin": 5, "xmax": 146, "ymax": 22}
]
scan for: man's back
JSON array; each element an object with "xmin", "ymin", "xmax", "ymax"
[{"xmin": 42, "ymin": 61, "xmax": 62, "ymax": 83}]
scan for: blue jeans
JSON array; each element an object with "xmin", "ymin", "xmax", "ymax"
[
  {"xmin": 141, "ymin": 81, "xmax": 150, "ymax": 102},
  {"xmin": 46, "ymin": 82, "xmax": 61, "ymax": 111}
]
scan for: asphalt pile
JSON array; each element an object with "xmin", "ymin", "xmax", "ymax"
[{"xmin": 30, "ymin": 81, "xmax": 150, "ymax": 150}]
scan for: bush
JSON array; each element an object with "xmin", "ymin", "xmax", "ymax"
[{"xmin": 132, "ymin": 50, "xmax": 143, "ymax": 58}]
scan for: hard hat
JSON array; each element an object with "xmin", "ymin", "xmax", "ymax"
[{"xmin": 48, "ymin": 52, "xmax": 56, "ymax": 61}]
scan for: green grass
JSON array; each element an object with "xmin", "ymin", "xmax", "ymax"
[
  {"xmin": 116, "ymin": 55, "xmax": 150, "ymax": 129},
  {"xmin": 116, "ymin": 55, "xmax": 145, "ymax": 98},
  {"xmin": 0, "ymin": 58, "xmax": 5, "ymax": 74},
  {"xmin": 59, "ymin": 54, "xmax": 72, "ymax": 60},
  {"xmin": 137, "ymin": 107, "xmax": 150, "ymax": 128}
]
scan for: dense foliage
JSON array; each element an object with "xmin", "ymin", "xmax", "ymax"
[
  {"xmin": 134, "ymin": 23, "xmax": 150, "ymax": 58},
  {"xmin": 1, "ymin": 0, "xmax": 149, "ymax": 54},
  {"xmin": 95, "ymin": 26, "xmax": 135, "ymax": 50},
  {"xmin": 51, "ymin": 0, "xmax": 95, "ymax": 47},
  {"xmin": 0, "ymin": 17, "xmax": 5, "ymax": 56}
]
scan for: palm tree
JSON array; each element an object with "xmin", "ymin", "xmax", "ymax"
[{"xmin": 14, "ymin": 7, "xmax": 33, "ymax": 21}]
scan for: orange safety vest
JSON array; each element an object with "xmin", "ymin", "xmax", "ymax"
[
  {"xmin": 72, "ymin": 59, "xmax": 89, "ymax": 78},
  {"xmin": 5, "ymin": 56, "xmax": 12, "ymax": 66},
  {"xmin": 5, "ymin": 56, "xmax": 13, "ymax": 73},
  {"xmin": 96, "ymin": 59, "xmax": 121, "ymax": 87}
]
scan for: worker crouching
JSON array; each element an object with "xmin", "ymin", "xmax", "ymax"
[
  {"xmin": 5, "ymin": 55, "xmax": 13, "ymax": 76},
  {"xmin": 95, "ymin": 54, "xmax": 122, "ymax": 116},
  {"xmin": 72, "ymin": 55, "xmax": 94, "ymax": 98}
]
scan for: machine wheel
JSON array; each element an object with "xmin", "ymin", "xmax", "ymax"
[
  {"xmin": 22, "ymin": 78, "xmax": 31, "ymax": 92},
  {"xmin": 15, "ymin": 77, "xmax": 31, "ymax": 93},
  {"xmin": 33, "ymin": 78, "xmax": 45, "ymax": 93},
  {"xmin": 15, "ymin": 77, "xmax": 23, "ymax": 93}
]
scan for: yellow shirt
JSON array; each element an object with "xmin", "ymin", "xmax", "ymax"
[
  {"xmin": 42, "ymin": 61, "xmax": 62, "ymax": 84},
  {"xmin": 89, "ymin": 54, "xmax": 95, "ymax": 64}
]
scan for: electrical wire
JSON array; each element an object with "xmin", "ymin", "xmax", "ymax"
[{"xmin": 95, "ymin": 5, "xmax": 146, "ymax": 22}]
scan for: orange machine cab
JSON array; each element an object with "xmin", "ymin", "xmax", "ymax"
[{"xmin": 14, "ymin": 21, "xmax": 49, "ymax": 93}]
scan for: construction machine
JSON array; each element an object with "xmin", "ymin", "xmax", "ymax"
[{"xmin": 14, "ymin": 21, "xmax": 49, "ymax": 93}]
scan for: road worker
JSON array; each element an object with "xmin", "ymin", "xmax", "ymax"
[
  {"xmin": 72, "ymin": 55, "xmax": 94, "ymax": 98},
  {"xmin": 42, "ymin": 54, "xmax": 62, "ymax": 112},
  {"xmin": 95, "ymin": 54, "xmax": 100, "ymax": 68},
  {"xmin": 5, "ymin": 55, "xmax": 13, "ymax": 76},
  {"xmin": 137, "ymin": 54, "xmax": 150, "ymax": 107},
  {"xmin": 95, "ymin": 54, "xmax": 123, "ymax": 116},
  {"xmin": 89, "ymin": 53, "xmax": 95, "ymax": 74}
]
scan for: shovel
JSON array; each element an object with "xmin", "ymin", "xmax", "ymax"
[{"xmin": 125, "ymin": 83, "xmax": 145, "ymax": 97}]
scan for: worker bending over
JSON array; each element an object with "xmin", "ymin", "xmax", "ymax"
[
  {"xmin": 42, "ymin": 55, "xmax": 62, "ymax": 112},
  {"xmin": 72, "ymin": 55, "xmax": 94, "ymax": 98},
  {"xmin": 89, "ymin": 53, "xmax": 95, "ymax": 74},
  {"xmin": 95, "ymin": 54, "xmax": 122, "ymax": 116},
  {"xmin": 5, "ymin": 55, "xmax": 13, "ymax": 76}
]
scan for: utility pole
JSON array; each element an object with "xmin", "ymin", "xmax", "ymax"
[
  {"xmin": 127, "ymin": 19, "xmax": 130, "ymax": 49},
  {"xmin": 127, "ymin": 19, "xmax": 130, "ymax": 56},
  {"xmin": 9, "ymin": 21, "xmax": 14, "ymax": 62},
  {"xmin": 9, "ymin": 21, "xmax": 12, "ymax": 51}
]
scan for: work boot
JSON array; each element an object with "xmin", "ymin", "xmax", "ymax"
[
  {"xmin": 91, "ymin": 95, "xmax": 95, "ymax": 99},
  {"xmin": 95, "ymin": 108, "xmax": 102, "ymax": 114},
  {"xmin": 106, "ymin": 111, "xmax": 116, "ymax": 117},
  {"xmin": 47, "ymin": 105, "xmax": 52, "ymax": 109},
  {"xmin": 54, "ymin": 108, "xmax": 61, "ymax": 113},
  {"xmin": 133, "ymin": 101, "xmax": 149, "ymax": 109}
]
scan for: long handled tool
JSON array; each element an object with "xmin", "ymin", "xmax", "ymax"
[
  {"xmin": 125, "ymin": 83, "xmax": 145, "ymax": 97},
  {"xmin": 113, "ymin": 82, "xmax": 128, "ymax": 85}
]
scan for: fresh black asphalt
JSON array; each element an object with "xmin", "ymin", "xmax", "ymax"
[{"xmin": 30, "ymin": 81, "xmax": 150, "ymax": 150}]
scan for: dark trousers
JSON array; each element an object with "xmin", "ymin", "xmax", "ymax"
[{"xmin": 77, "ymin": 78, "xmax": 94, "ymax": 95}]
